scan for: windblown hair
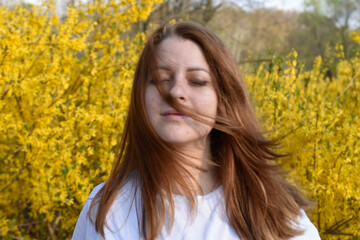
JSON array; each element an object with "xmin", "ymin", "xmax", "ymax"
[{"xmin": 89, "ymin": 21, "xmax": 309, "ymax": 240}]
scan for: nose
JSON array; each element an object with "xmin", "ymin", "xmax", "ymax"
[{"xmin": 169, "ymin": 77, "xmax": 186, "ymax": 101}]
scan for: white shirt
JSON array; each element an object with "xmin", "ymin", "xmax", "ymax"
[{"xmin": 72, "ymin": 178, "xmax": 321, "ymax": 240}]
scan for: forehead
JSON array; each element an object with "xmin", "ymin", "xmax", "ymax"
[{"xmin": 155, "ymin": 38, "xmax": 210, "ymax": 72}]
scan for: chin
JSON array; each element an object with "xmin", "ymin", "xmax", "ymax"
[
  {"xmin": 159, "ymin": 136, "xmax": 193, "ymax": 145},
  {"xmin": 159, "ymin": 134, "xmax": 206, "ymax": 147}
]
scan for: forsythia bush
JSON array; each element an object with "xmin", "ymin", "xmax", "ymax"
[
  {"xmin": 0, "ymin": 1, "xmax": 359, "ymax": 238},
  {"xmin": 245, "ymin": 40, "xmax": 360, "ymax": 239},
  {"xmin": 0, "ymin": 0, "xmax": 161, "ymax": 239}
]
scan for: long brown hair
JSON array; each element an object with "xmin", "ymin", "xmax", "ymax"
[{"xmin": 89, "ymin": 21, "xmax": 309, "ymax": 240}]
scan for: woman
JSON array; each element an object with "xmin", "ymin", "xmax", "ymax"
[{"xmin": 72, "ymin": 21, "xmax": 321, "ymax": 240}]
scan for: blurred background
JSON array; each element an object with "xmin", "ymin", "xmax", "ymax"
[
  {"xmin": 3, "ymin": 0, "xmax": 360, "ymax": 71},
  {"xmin": 0, "ymin": 0, "xmax": 359, "ymax": 239}
]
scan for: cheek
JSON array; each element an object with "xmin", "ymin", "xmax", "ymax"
[
  {"xmin": 197, "ymin": 92, "xmax": 218, "ymax": 119},
  {"xmin": 145, "ymin": 87, "xmax": 161, "ymax": 118},
  {"xmin": 209, "ymin": 90, "xmax": 218, "ymax": 117}
]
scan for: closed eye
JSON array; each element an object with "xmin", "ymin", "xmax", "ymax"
[
  {"xmin": 191, "ymin": 80, "xmax": 209, "ymax": 86},
  {"xmin": 149, "ymin": 79, "xmax": 171, "ymax": 85}
]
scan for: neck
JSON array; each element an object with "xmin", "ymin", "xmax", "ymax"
[{"xmin": 171, "ymin": 138, "xmax": 219, "ymax": 195}]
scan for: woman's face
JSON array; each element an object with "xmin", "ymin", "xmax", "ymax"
[{"xmin": 145, "ymin": 38, "xmax": 218, "ymax": 147}]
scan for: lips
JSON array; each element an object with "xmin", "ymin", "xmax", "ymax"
[{"xmin": 161, "ymin": 109, "xmax": 187, "ymax": 120}]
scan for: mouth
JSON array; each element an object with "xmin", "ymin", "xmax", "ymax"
[{"xmin": 161, "ymin": 109, "xmax": 187, "ymax": 119}]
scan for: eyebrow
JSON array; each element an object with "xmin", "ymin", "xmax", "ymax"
[{"xmin": 158, "ymin": 65, "xmax": 210, "ymax": 74}]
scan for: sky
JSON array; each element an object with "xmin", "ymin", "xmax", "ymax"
[{"xmin": 263, "ymin": 0, "xmax": 304, "ymax": 11}]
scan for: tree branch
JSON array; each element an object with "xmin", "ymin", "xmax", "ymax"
[{"xmin": 331, "ymin": 68, "xmax": 359, "ymax": 106}]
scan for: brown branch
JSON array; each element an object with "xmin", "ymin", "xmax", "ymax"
[
  {"xmin": 14, "ymin": 146, "xmax": 24, "ymax": 153},
  {"xmin": 0, "ymin": 49, "xmax": 8, "ymax": 66},
  {"xmin": 48, "ymin": 75, "xmax": 81, "ymax": 108},
  {"xmin": 14, "ymin": 93, "xmax": 25, "ymax": 121},
  {"xmin": 277, "ymin": 120, "xmax": 307, "ymax": 141},
  {"xmin": 48, "ymin": 221, "xmax": 56, "ymax": 240},
  {"xmin": 23, "ymin": 42, "xmax": 59, "ymax": 46},
  {"xmin": 325, "ymin": 214, "xmax": 358, "ymax": 234},
  {"xmin": 15, "ymin": 220, "xmax": 45, "ymax": 228},
  {"xmin": 0, "ymin": 163, "xmax": 27, "ymax": 193},
  {"xmin": 47, "ymin": 214, "xmax": 61, "ymax": 240},
  {"xmin": 1, "ymin": 81, "xmax": 10, "ymax": 100},
  {"xmin": 331, "ymin": 68, "xmax": 360, "ymax": 106},
  {"xmin": 97, "ymin": 63, "xmax": 121, "ymax": 72},
  {"xmin": 323, "ymin": 231, "xmax": 353, "ymax": 236},
  {"xmin": 21, "ymin": 49, "xmax": 46, "ymax": 81}
]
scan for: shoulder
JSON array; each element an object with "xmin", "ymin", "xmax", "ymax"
[
  {"xmin": 72, "ymin": 182, "xmax": 106, "ymax": 240},
  {"xmin": 88, "ymin": 182, "xmax": 106, "ymax": 199},
  {"xmin": 72, "ymin": 174, "xmax": 142, "ymax": 240},
  {"xmin": 290, "ymin": 209, "xmax": 321, "ymax": 240}
]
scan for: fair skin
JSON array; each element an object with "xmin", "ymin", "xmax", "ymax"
[{"xmin": 145, "ymin": 38, "xmax": 218, "ymax": 194}]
